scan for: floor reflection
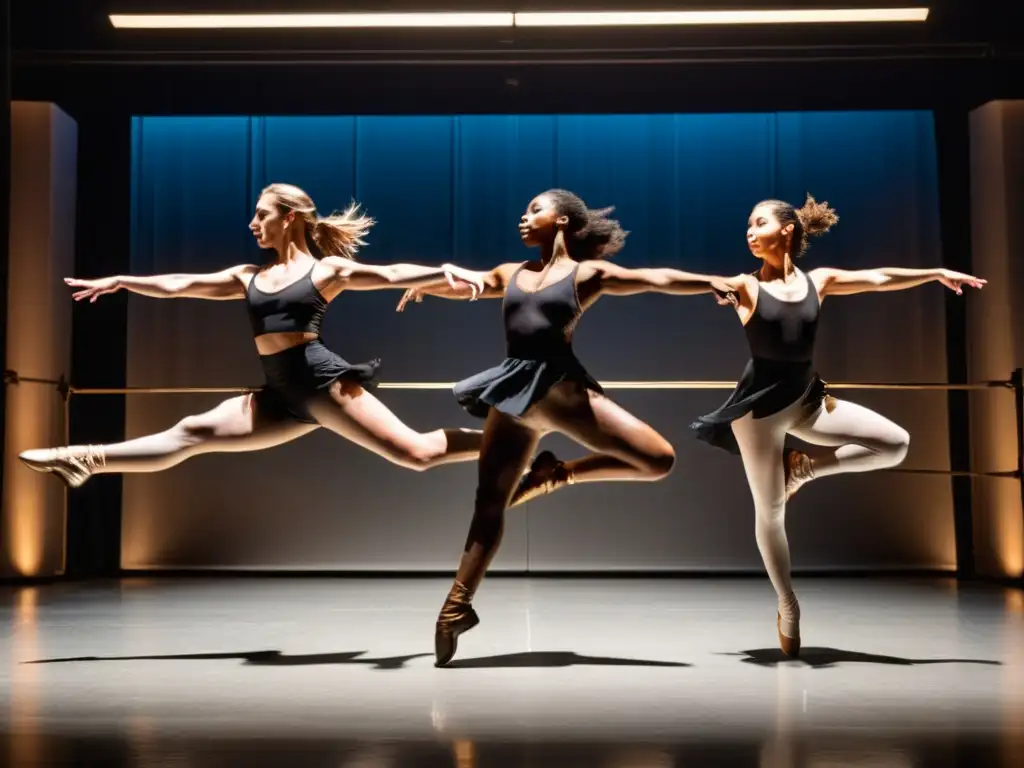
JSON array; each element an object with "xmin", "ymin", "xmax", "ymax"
[
  {"xmin": 3, "ymin": 577, "xmax": 1022, "ymax": 767},
  {"xmin": 8, "ymin": 588, "xmax": 43, "ymax": 768},
  {"xmin": 0, "ymin": 732, "xmax": 1018, "ymax": 768}
]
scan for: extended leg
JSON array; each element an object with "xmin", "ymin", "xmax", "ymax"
[
  {"xmin": 785, "ymin": 398, "xmax": 910, "ymax": 499},
  {"xmin": 732, "ymin": 409, "xmax": 801, "ymax": 656},
  {"xmin": 306, "ymin": 381, "xmax": 483, "ymax": 472},
  {"xmin": 435, "ymin": 407, "xmax": 539, "ymax": 666},
  {"xmin": 509, "ymin": 385, "xmax": 675, "ymax": 507},
  {"xmin": 19, "ymin": 395, "xmax": 315, "ymax": 487}
]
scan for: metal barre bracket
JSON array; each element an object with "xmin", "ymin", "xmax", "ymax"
[{"xmin": 4, "ymin": 369, "xmax": 70, "ymax": 400}]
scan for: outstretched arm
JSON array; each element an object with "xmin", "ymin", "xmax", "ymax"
[
  {"xmin": 583, "ymin": 262, "xmax": 744, "ymax": 299},
  {"xmin": 323, "ymin": 257, "xmax": 484, "ymax": 297},
  {"xmin": 395, "ymin": 263, "xmax": 520, "ymax": 311},
  {"xmin": 812, "ymin": 267, "xmax": 986, "ymax": 297},
  {"xmin": 65, "ymin": 265, "xmax": 257, "ymax": 302}
]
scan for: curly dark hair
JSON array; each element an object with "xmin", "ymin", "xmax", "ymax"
[
  {"xmin": 758, "ymin": 193, "xmax": 839, "ymax": 257},
  {"xmin": 544, "ymin": 188, "xmax": 628, "ymax": 260}
]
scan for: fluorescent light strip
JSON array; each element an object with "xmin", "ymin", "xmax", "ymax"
[
  {"xmin": 514, "ymin": 8, "xmax": 931, "ymax": 26},
  {"xmin": 108, "ymin": 13, "xmax": 515, "ymax": 29},
  {"xmin": 109, "ymin": 8, "xmax": 929, "ymax": 30}
]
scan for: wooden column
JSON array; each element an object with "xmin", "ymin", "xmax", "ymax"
[
  {"xmin": 1, "ymin": 102, "xmax": 77, "ymax": 578},
  {"xmin": 967, "ymin": 99, "xmax": 1024, "ymax": 580}
]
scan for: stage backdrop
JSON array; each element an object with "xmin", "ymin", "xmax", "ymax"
[{"xmin": 119, "ymin": 112, "xmax": 952, "ymax": 572}]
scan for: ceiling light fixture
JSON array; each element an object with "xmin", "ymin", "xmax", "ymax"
[
  {"xmin": 109, "ymin": 12, "xmax": 515, "ymax": 29},
  {"xmin": 109, "ymin": 8, "xmax": 930, "ymax": 30},
  {"xmin": 514, "ymin": 8, "xmax": 931, "ymax": 26}
]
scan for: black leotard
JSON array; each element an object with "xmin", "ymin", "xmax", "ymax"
[
  {"xmin": 245, "ymin": 264, "xmax": 328, "ymax": 337},
  {"xmin": 502, "ymin": 262, "xmax": 582, "ymax": 360},
  {"xmin": 743, "ymin": 270, "xmax": 819, "ymax": 363},
  {"xmin": 244, "ymin": 265, "xmax": 378, "ymax": 424},
  {"xmin": 692, "ymin": 270, "xmax": 828, "ymax": 454},
  {"xmin": 454, "ymin": 263, "xmax": 602, "ymax": 419}
]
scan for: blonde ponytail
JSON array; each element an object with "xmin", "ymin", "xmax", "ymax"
[
  {"xmin": 260, "ymin": 183, "xmax": 375, "ymax": 259},
  {"xmin": 310, "ymin": 202, "xmax": 375, "ymax": 260}
]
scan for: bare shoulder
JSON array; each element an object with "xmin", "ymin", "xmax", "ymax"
[
  {"xmin": 228, "ymin": 263, "xmax": 260, "ymax": 285},
  {"xmin": 575, "ymin": 260, "xmax": 616, "ymax": 280},
  {"xmin": 572, "ymin": 260, "xmax": 617, "ymax": 306},
  {"xmin": 805, "ymin": 266, "xmax": 838, "ymax": 292},
  {"xmin": 319, "ymin": 255, "xmax": 356, "ymax": 273},
  {"xmin": 491, "ymin": 261, "xmax": 528, "ymax": 283},
  {"xmin": 806, "ymin": 266, "xmax": 837, "ymax": 281},
  {"xmin": 494, "ymin": 261, "xmax": 527, "ymax": 275},
  {"xmin": 730, "ymin": 271, "xmax": 757, "ymax": 296}
]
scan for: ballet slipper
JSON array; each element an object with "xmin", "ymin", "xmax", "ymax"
[
  {"xmin": 434, "ymin": 581, "xmax": 480, "ymax": 667},
  {"xmin": 507, "ymin": 450, "xmax": 574, "ymax": 508},
  {"xmin": 777, "ymin": 612, "xmax": 801, "ymax": 657},
  {"xmin": 783, "ymin": 449, "xmax": 813, "ymax": 501},
  {"xmin": 18, "ymin": 445, "xmax": 106, "ymax": 488}
]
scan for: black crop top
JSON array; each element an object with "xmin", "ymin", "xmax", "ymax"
[
  {"xmin": 503, "ymin": 264, "xmax": 581, "ymax": 360},
  {"xmin": 245, "ymin": 264, "xmax": 327, "ymax": 337},
  {"xmin": 744, "ymin": 271, "xmax": 820, "ymax": 362}
]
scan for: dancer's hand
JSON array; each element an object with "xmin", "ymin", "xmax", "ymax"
[
  {"xmin": 709, "ymin": 276, "xmax": 739, "ymax": 307},
  {"xmin": 64, "ymin": 276, "xmax": 120, "ymax": 303},
  {"xmin": 938, "ymin": 269, "xmax": 986, "ymax": 295},
  {"xmin": 442, "ymin": 264, "xmax": 484, "ymax": 301},
  {"xmin": 396, "ymin": 288, "xmax": 423, "ymax": 312}
]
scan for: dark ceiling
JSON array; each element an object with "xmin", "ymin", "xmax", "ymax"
[{"xmin": 9, "ymin": 1, "xmax": 1024, "ymax": 116}]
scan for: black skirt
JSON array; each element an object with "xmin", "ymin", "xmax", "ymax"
[
  {"xmin": 691, "ymin": 358, "xmax": 828, "ymax": 455},
  {"xmin": 454, "ymin": 355, "xmax": 603, "ymax": 419},
  {"xmin": 255, "ymin": 339, "xmax": 380, "ymax": 424}
]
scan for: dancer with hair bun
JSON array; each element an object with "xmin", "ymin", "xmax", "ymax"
[
  {"xmin": 690, "ymin": 194, "xmax": 985, "ymax": 657},
  {"xmin": 19, "ymin": 183, "xmax": 490, "ymax": 486}
]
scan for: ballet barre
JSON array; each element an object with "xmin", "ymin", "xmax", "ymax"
[
  {"xmin": 52, "ymin": 379, "xmax": 1018, "ymax": 394},
  {"xmin": 5, "ymin": 369, "xmax": 1024, "ymax": 486}
]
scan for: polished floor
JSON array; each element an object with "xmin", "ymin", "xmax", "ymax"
[{"xmin": 1, "ymin": 576, "xmax": 1022, "ymax": 767}]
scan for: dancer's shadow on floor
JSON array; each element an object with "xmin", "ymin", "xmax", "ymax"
[
  {"xmin": 22, "ymin": 650, "xmax": 429, "ymax": 670},
  {"xmin": 724, "ymin": 647, "xmax": 1002, "ymax": 669},
  {"xmin": 446, "ymin": 651, "xmax": 690, "ymax": 669}
]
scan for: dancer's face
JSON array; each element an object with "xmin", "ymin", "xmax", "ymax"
[
  {"xmin": 519, "ymin": 194, "xmax": 568, "ymax": 247},
  {"xmin": 249, "ymin": 193, "xmax": 295, "ymax": 250},
  {"xmin": 746, "ymin": 204, "xmax": 794, "ymax": 263}
]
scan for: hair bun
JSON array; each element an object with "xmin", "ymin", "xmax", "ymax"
[{"xmin": 797, "ymin": 194, "xmax": 839, "ymax": 236}]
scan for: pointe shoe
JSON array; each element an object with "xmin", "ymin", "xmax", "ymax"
[
  {"xmin": 434, "ymin": 607, "xmax": 480, "ymax": 667},
  {"xmin": 508, "ymin": 450, "xmax": 574, "ymax": 508},
  {"xmin": 434, "ymin": 582, "xmax": 480, "ymax": 667},
  {"xmin": 18, "ymin": 445, "xmax": 106, "ymax": 488},
  {"xmin": 783, "ymin": 449, "xmax": 813, "ymax": 501},
  {"xmin": 777, "ymin": 612, "xmax": 801, "ymax": 657}
]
